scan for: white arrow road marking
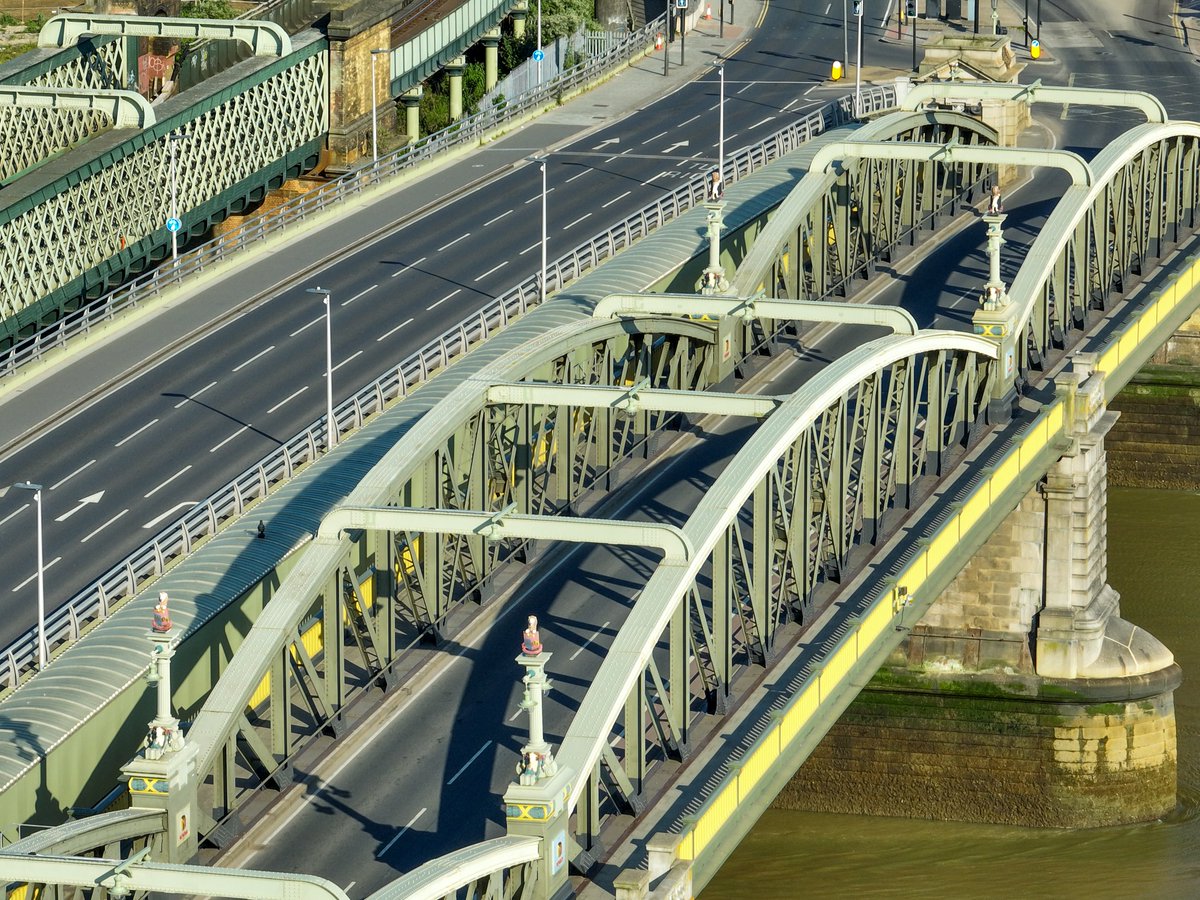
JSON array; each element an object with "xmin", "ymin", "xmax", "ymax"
[
  {"xmin": 663, "ymin": 140, "xmax": 691, "ymax": 154},
  {"xmin": 142, "ymin": 501, "xmax": 197, "ymax": 530},
  {"xmin": 55, "ymin": 492, "xmax": 104, "ymax": 522},
  {"xmin": 592, "ymin": 137, "xmax": 620, "ymax": 149}
]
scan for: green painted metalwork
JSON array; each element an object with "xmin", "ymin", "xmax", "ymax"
[
  {"xmin": 38, "ymin": 15, "xmax": 293, "ymax": 57},
  {"xmin": 366, "ymin": 835, "xmax": 540, "ymax": 900},
  {"xmin": 901, "ymin": 79, "xmax": 1168, "ymax": 123},
  {"xmin": 0, "ymin": 85, "xmax": 154, "ymax": 128},
  {"xmin": 177, "ymin": 0, "xmax": 319, "ymax": 93},
  {"xmin": 486, "ymin": 382, "xmax": 783, "ymax": 416},
  {"xmin": 387, "ymin": 0, "xmax": 519, "ymax": 96},
  {"xmin": 810, "ymin": 140, "xmax": 1093, "ymax": 186}
]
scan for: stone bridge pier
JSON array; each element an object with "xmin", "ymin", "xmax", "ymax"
[{"xmin": 776, "ymin": 357, "xmax": 1180, "ymax": 828}]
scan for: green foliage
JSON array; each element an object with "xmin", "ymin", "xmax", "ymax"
[
  {"xmin": 23, "ymin": 14, "xmax": 46, "ymax": 34},
  {"xmin": 0, "ymin": 42, "xmax": 35, "ymax": 64},
  {"xmin": 0, "ymin": 13, "xmax": 19, "ymax": 26},
  {"xmin": 180, "ymin": 0, "xmax": 238, "ymax": 19},
  {"xmin": 540, "ymin": 0, "xmax": 597, "ymax": 41},
  {"xmin": 419, "ymin": 79, "xmax": 450, "ymax": 135},
  {"xmin": 462, "ymin": 61, "xmax": 485, "ymax": 116},
  {"xmin": 499, "ymin": 31, "xmax": 535, "ymax": 72}
]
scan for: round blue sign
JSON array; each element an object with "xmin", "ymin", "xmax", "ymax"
[
  {"xmin": 532, "ymin": 49, "xmax": 545, "ymax": 62},
  {"xmin": 166, "ymin": 217, "xmax": 182, "ymax": 233}
]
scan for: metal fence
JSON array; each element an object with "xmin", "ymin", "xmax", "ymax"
[{"xmin": 0, "ymin": 77, "xmax": 895, "ymax": 695}]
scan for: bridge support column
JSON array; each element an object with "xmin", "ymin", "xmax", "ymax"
[
  {"xmin": 483, "ymin": 28, "xmax": 501, "ymax": 91},
  {"xmin": 447, "ymin": 56, "xmax": 466, "ymax": 122},
  {"xmin": 402, "ymin": 88, "xmax": 422, "ymax": 144},
  {"xmin": 512, "ymin": 1, "xmax": 529, "ymax": 39}
]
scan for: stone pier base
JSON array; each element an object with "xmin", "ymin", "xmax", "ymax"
[{"xmin": 772, "ymin": 665, "xmax": 1181, "ymax": 828}]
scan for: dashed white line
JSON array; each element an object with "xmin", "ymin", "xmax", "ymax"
[
  {"xmin": 391, "ymin": 255, "xmax": 426, "ymax": 278},
  {"xmin": 50, "ymin": 459, "xmax": 96, "ymax": 491},
  {"xmin": 115, "ymin": 419, "xmax": 159, "ymax": 448},
  {"xmin": 0, "ymin": 504, "xmax": 29, "ymax": 528},
  {"xmin": 342, "ymin": 284, "xmax": 377, "ymax": 306},
  {"xmin": 475, "ymin": 260, "xmax": 509, "ymax": 282},
  {"xmin": 233, "ymin": 345, "xmax": 275, "ymax": 372},
  {"xmin": 81, "ymin": 508, "xmax": 129, "ymax": 544},
  {"xmin": 570, "ymin": 621, "xmax": 611, "ymax": 661},
  {"xmin": 737, "ymin": 82, "xmax": 754, "ymax": 95},
  {"xmin": 291, "ymin": 316, "xmax": 323, "ymax": 337},
  {"xmin": 376, "ymin": 808, "xmax": 427, "ymax": 858},
  {"xmin": 13, "ymin": 557, "xmax": 61, "ymax": 592},
  {"xmin": 604, "ymin": 155, "xmax": 617, "ymax": 163},
  {"xmin": 427, "ymin": 288, "xmax": 461, "ymax": 310},
  {"xmin": 332, "ymin": 350, "xmax": 363, "ymax": 373},
  {"xmin": 524, "ymin": 187, "xmax": 555, "ymax": 204},
  {"xmin": 641, "ymin": 129, "xmax": 668, "ymax": 145},
  {"xmin": 437, "ymin": 232, "xmax": 471, "ymax": 252},
  {"xmin": 268, "ymin": 386, "xmax": 309, "ymax": 415},
  {"xmin": 447, "ymin": 740, "xmax": 493, "ymax": 785},
  {"xmin": 565, "ymin": 169, "xmax": 589, "ymax": 183},
  {"xmin": 679, "ymin": 113, "xmax": 701, "ymax": 127},
  {"xmin": 519, "ymin": 241, "xmax": 541, "ymax": 255},
  {"xmin": 564, "ymin": 212, "xmax": 592, "ymax": 230},
  {"xmin": 142, "ymin": 501, "xmax": 197, "ymax": 531},
  {"xmin": 484, "ymin": 209, "xmax": 513, "ymax": 226},
  {"xmin": 344, "ymin": 883, "xmax": 356, "ymax": 894},
  {"xmin": 210, "ymin": 427, "xmax": 249, "ymax": 454},
  {"xmin": 603, "ymin": 190, "xmax": 632, "ymax": 208},
  {"xmin": 377, "ymin": 317, "xmax": 414, "ymax": 341},
  {"xmin": 748, "ymin": 115, "xmax": 776, "ymax": 130},
  {"xmin": 174, "ymin": 381, "xmax": 217, "ymax": 408}
]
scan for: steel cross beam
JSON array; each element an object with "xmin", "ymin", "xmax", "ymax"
[
  {"xmin": 319, "ymin": 506, "xmax": 694, "ymax": 563},
  {"xmin": 810, "ymin": 140, "xmax": 1093, "ymax": 186},
  {"xmin": 0, "ymin": 853, "xmax": 347, "ymax": 900},
  {"xmin": 486, "ymin": 381, "xmax": 783, "ymax": 417},
  {"xmin": 0, "ymin": 85, "xmax": 155, "ymax": 129},
  {"xmin": 592, "ymin": 292, "xmax": 919, "ymax": 334},
  {"xmin": 38, "ymin": 14, "xmax": 293, "ymax": 57},
  {"xmin": 900, "ymin": 79, "xmax": 1168, "ymax": 123}
]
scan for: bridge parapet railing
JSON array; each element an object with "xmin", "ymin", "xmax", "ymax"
[{"xmin": 0, "ymin": 84, "xmax": 890, "ymax": 697}]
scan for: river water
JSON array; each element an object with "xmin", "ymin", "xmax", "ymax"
[{"xmin": 704, "ymin": 488, "xmax": 1200, "ymax": 898}]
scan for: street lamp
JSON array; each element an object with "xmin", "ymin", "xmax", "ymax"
[
  {"xmin": 716, "ymin": 61, "xmax": 725, "ymax": 184},
  {"xmin": 534, "ymin": 158, "xmax": 547, "ymax": 303},
  {"xmin": 306, "ymin": 287, "xmax": 336, "ymax": 449},
  {"xmin": 842, "ymin": 0, "xmax": 849, "ymax": 79},
  {"xmin": 853, "ymin": 0, "xmax": 863, "ymax": 118},
  {"xmin": 537, "ymin": 0, "xmax": 542, "ymax": 84},
  {"xmin": 167, "ymin": 133, "xmax": 190, "ymax": 263},
  {"xmin": 370, "ymin": 48, "xmax": 389, "ymax": 163},
  {"xmin": 1, "ymin": 482, "xmax": 46, "ymax": 669}
]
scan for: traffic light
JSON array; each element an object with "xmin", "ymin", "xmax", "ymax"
[
  {"xmin": 907, "ymin": 0, "xmax": 916, "ymax": 15},
  {"xmin": 853, "ymin": 0, "xmax": 863, "ymax": 16}
]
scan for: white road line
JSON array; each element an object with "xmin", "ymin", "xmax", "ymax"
[
  {"xmin": 437, "ymin": 232, "xmax": 471, "ymax": 252},
  {"xmin": 518, "ymin": 241, "xmax": 541, "ymax": 255},
  {"xmin": 824, "ymin": 2, "xmax": 831, "ymax": 12},
  {"xmin": 210, "ymin": 427, "xmax": 248, "ymax": 454},
  {"xmin": 570, "ymin": 621, "xmax": 611, "ymax": 661},
  {"xmin": 641, "ymin": 129, "xmax": 668, "ymax": 145},
  {"xmin": 268, "ymin": 386, "xmax": 308, "ymax": 415},
  {"xmin": 679, "ymin": 113, "xmax": 701, "ymax": 127},
  {"xmin": 564, "ymin": 212, "xmax": 592, "ymax": 230},
  {"xmin": 342, "ymin": 284, "xmax": 378, "ymax": 306},
  {"xmin": 645, "ymin": 170, "xmax": 670, "ymax": 184},
  {"xmin": 233, "ymin": 345, "xmax": 275, "ymax": 372},
  {"xmin": 748, "ymin": 115, "xmax": 776, "ymax": 130},
  {"xmin": 174, "ymin": 381, "xmax": 217, "ymax": 408},
  {"xmin": 290, "ymin": 316, "xmax": 323, "ymax": 337},
  {"xmin": 390, "ymin": 255, "xmax": 427, "ymax": 277},
  {"xmin": 602, "ymin": 189, "xmax": 632, "ymax": 208},
  {"xmin": 604, "ymin": 155, "xmax": 617, "ymax": 163},
  {"xmin": 376, "ymin": 317, "xmax": 414, "ymax": 341},
  {"xmin": 0, "ymin": 504, "xmax": 29, "ymax": 528},
  {"xmin": 332, "ymin": 350, "xmax": 363, "ymax": 373},
  {"xmin": 13, "ymin": 557, "xmax": 61, "ymax": 592},
  {"xmin": 344, "ymin": 883, "xmax": 356, "ymax": 894},
  {"xmin": 484, "ymin": 209, "xmax": 513, "ymax": 226},
  {"xmin": 81, "ymin": 508, "xmax": 129, "ymax": 543},
  {"xmin": 524, "ymin": 187, "xmax": 555, "ymax": 204},
  {"xmin": 50, "ymin": 459, "xmax": 96, "ymax": 491},
  {"xmin": 147, "ymin": 465, "xmax": 192, "ymax": 501},
  {"xmin": 782, "ymin": 97, "xmax": 803, "ymax": 112},
  {"xmin": 427, "ymin": 288, "xmax": 461, "ymax": 310},
  {"xmin": 564, "ymin": 169, "xmax": 589, "ymax": 183},
  {"xmin": 375, "ymin": 808, "xmax": 428, "ymax": 858},
  {"xmin": 446, "ymin": 740, "xmax": 494, "ymax": 785},
  {"xmin": 475, "ymin": 260, "xmax": 509, "ymax": 282},
  {"xmin": 509, "ymin": 707, "xmax": 523, "ymax": 722},
  {"xmin": 142, "ymin": 501, "xmax": 198, "ymax": 530},
  {"xmin": 737, "ymin": 82, "xmax": 753, "ymax": 95},
  {"xmin": 115, "ymin": 419, "xmax": 159, "ymax": 448}
]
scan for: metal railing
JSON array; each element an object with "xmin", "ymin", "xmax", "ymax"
[{"xmin": 0, "ymin": 83, "xmax": 896, "ymax": 696}]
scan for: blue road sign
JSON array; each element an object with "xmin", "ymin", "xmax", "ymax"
[
  {"xmin": 166, "ymin": 217, "xmax": 182, "ymax": 233},
  {"xmin": 532, "ymin": 49, "xmax": 545, "ymax": 62}
]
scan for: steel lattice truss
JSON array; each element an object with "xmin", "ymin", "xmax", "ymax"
[
  {"xmin": 0, "ymin": 38, "xmax": 130, "ymax": 182},
  {"xmin": 556, "ymin": 333, "xmax": 997, "ymax": 860},
  {"xmin": 0, "ymin": 47, "xmax": 327, "ymax": 328},
  {"xmin": 1012, "ymin": 122, "xmax": 1200, "ymax": 378}
]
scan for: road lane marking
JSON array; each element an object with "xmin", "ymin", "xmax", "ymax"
[
  {"xmin": 737, "ymin": 82, "xmax": 753, "ymax": 95},
  {"xmin": 640, "ymin": 129, "xmax": 668, "ymax": 145},
  {"xmin": 210, "ymin": 427, "xmax": 249, "ymax": 454},
  {"xmin": 142, "ymin": 500, "xmax": 197, "ymax": 530},
  {"xmin": 390, "ymin": 255, "xmax": 426, "ymax": 277},
  {"xmin": 824, "ymin": 2, "xmax": 831, "ymax": 11},
  {"xmin": 524, "ymin": 187, "xmax": 555, "ymax": 204},
  {"xmin": 602, "ymin": 190, "xmax": 632, "ymax": 208},
  {"xmin": 332, "ymin": 350, "xmax": 363, "ymax": 373},
  {"xmin": 376, "ymin": 808, "xmax": 428, "ymax": 858},
  {"xmin": 484, "ymin": 209, "xmax": 513, "ymax": 226},
  {"xmin": 570, "ymin": 621, "xmax": 611, "ymax": 661},
  {"xmin": 447, "ymin": 740, "xmax": 494, "ymax": 785},
  {"xmin": 342, "ymin": 284, "xmax": 377, "ymax": 306},
  {"xmin": 509, "ymin": 707, "xmax": 523, "ymax": 722},
  {"xmin": 81, "ymin": 508, "xmax": 129, "ymax": 543},
  {"xmin": 564, "ymin": 212, "xmax": 592, "ymax": 230},
  {"xmin": 0, "ymin": 504, "xmax": 29, "ymax": 528},
  {"xmin": 268, "ymin": 386, "xmax": 309, "ymax": 415},
  {"xmin": 233, "ymin": 345, "xmax": 275, "ymax": 372},
  {"xmin": 146, "ymin": 465, "xmax": 193, "ymax": 501},
  {"xmin": 50, "ymin": 459, "xmax": 96, "ymax": 491},
  {"xmin": 679, "ymin": 113, "xmax": 701, "ymax": 127},
  {"xmin": 518, "ymin": 241, "xmax": 540, "ymax": 255},
  {"xmin": 437, "ymin": 232, "xmax": 471, "ymax": 252},
  {"xmin": 344, "ymin": 884, "xmax": 355, "ymax": 894},
  {"xmin": 13, "ymin": 557, "xmax": 61, "ymax": 591},
  {"xmin": 565, "ymin": 169, "xmax": 589, "ymax": 183},
  {"xmin": 55, "ymin": 492, "xmax": 104, "ymax": 522},
  {"xmin": 290, "ymin": 316, "xmax": 323, "ymax": 337},
  {"xmin": 427, "ymin": 289, "xmax": 461, "ymax": 310},
  {"xmin": 475, "ymin": 260, "xmax": 509, "ymax": 282},
  {"xmin": 747, "ymin": 115, "xmax": 776, "ymax": 130},
  {"xmin": 377, "ymin": 317, "xmax": 414, "ymax": 341},
  {"xmin": 115, "ymin": 419, "xmax": 159, "ymax": 448},
  {"xmin": 174, "ymin": 381, "xmax": 217, "ymax": 408}
]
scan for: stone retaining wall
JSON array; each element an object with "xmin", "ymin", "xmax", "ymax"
[{"xmin": 1108, "ymin": 366, "xmax": 1200, "ymax": 490}]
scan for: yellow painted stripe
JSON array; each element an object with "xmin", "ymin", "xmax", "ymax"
[{"xmin": 928, "ymin": 514, "xmax": 959, "ymax": 569}]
